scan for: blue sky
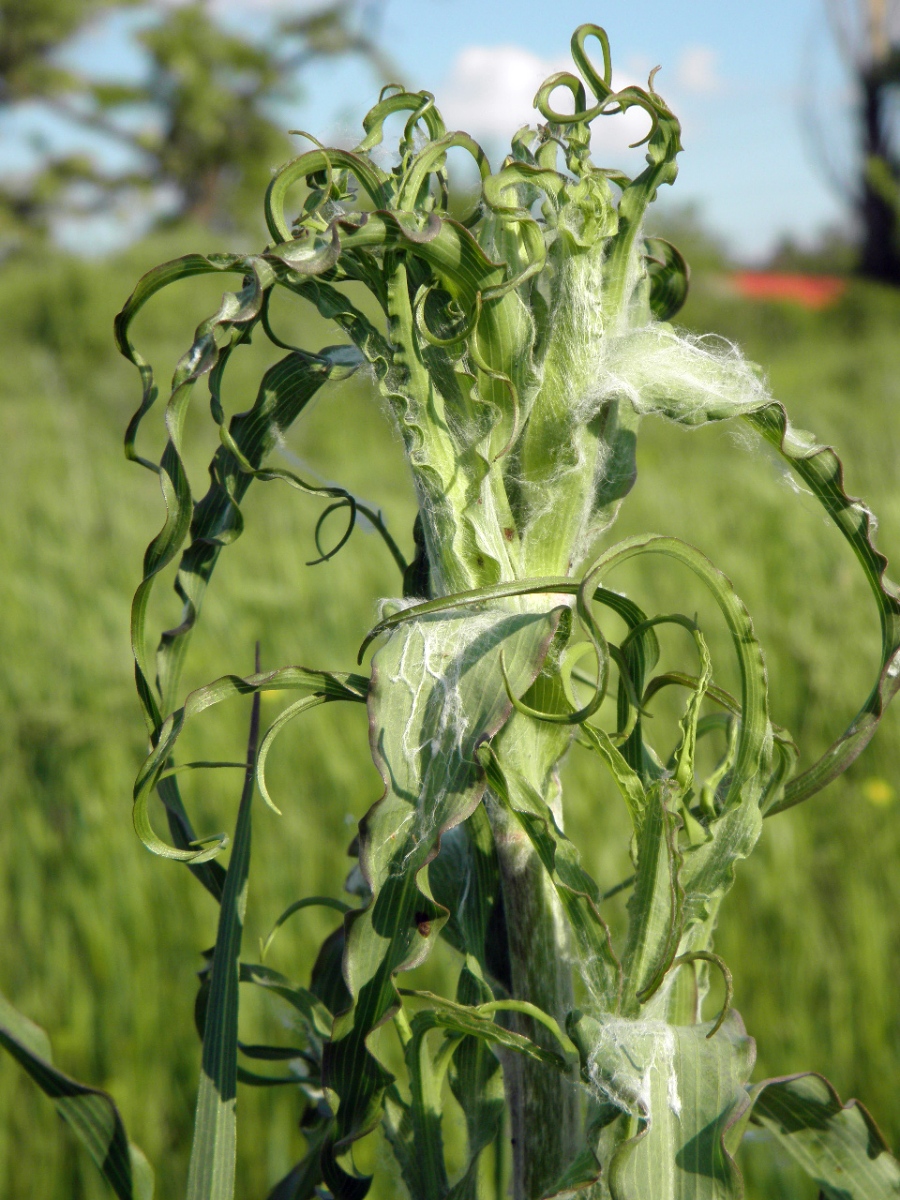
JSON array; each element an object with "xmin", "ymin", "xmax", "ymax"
[{"xmin": 3, "ymin": 0, "xmax": 858, "ymax": 259}]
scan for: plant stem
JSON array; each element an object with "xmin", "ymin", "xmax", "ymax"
[{"xmin": 488, "ymin": 797, "xmax": 579, "ymax": 1200}]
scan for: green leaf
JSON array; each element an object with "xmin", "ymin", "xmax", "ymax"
[
  {"xmin": 588, "ymin": 396, "xmax": 642, "ymax": 547},
  {"xmin": 185, "ymin": 689, "xmax": 259, "ymax": 1200},
  {"xmin": 407, "ymin": 797, "xmax": 508, "ymax": 1196},
  {"xmin": 381, "ymin": 1086, "xmax": 421, "ymax": 1200},
  {"xmin": 569, "ymin": 1009, "xmax": 755, "ymax": 1200},
  {"xmin": 540, "ymin": 1144, "xmax": 604, "ymax": 1199},
  {"xmin": 265, "ymin": 147, "xmax": 389, "ymax": 241},
  {"xmin": 428, "ymin": 802, "xmax": 503, "ymax": 977},
  {"xmin": 264, "ymin": 1116, "xmax": 332, "ymax": 1200},
  {"xmin": 391, "ymin": 1011, "xmax": 453, "ymax": 1199},
  {"xmin": 240, "ymin": 963, "xmax": 333, "ymax": 1045},
  {"xmin": 744, "ymin": 403, "xmax": 900, "ymax": 812},
  {"xmin": 401, "ymin": 991, "xmax": 572, "ymax": 1072},
  {"xmin": 581, "ymin": 535, "xmax": 772, "ymax": 810},
  {"xmin": 621, "ymin": 781, "xmax": 684, "ymax": 1010},
  {"xmin": 445, "ymin": 962, "xmax": 506, "ymax": 1200},
  {"xmin": 644, "ymin": 237, "xmax": 690, "ymax": 321},
  {"xmin": 579, "ymin": 535, "xmax": 773, "ymax": 1005},
  {"xmin": 115, "ymin": 255, "xmax": 258, "ymax": 463},
  {"xmin": 478, "ymin": 746, "xmax": 622, "ymax": 1010},
  {"xmin": 322, "ymin": 608, "xmax": 563, "ymax": 1198},
  {"xmin": 193, "ymin": 960, "xmax": 325, "ymax": 1090},
  {"xmin": 134, "ymin": 666, "xmax": 365, "ymax": 862},
  {"xmin": 383, "ymin": 982, "xmax": 574, "ymax": 1200},
  {"xmin": 261, "ymin": 896, "xmax": 352, "ymax": 961},
  {"xmin": 0, "ymin": 992, "xmax": 154, "ymax": 1200},
  {"xmin": 579, "ymin": 725, "xmax": 647, "ymax": 830},
  {"xmin": 748, "ymin": 1073, "xmax": 900, "ymax": 1199},
  {"xmin": 309, "ymin": 926, "xmax": 353, "ymax": 1021},
  {"xmin": 540, "ymin": 1094, "xmax": 624, "ymax": 1200}
]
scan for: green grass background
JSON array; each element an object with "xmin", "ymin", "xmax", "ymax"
[{"xmin": 0, "ymin": 225, "xmax": 898, "ymax": 1199}]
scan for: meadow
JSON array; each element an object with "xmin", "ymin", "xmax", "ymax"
[{"xmin": 0, "ymin": 223, "xmax": 898, "ymax": 1199}]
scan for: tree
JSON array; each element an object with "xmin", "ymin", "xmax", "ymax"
[
  {"xmin": 825, "ymin": 0, "xmax": 900, "ymax": 281},
  {"xmin": 0, "ymin": 0, "xmax": 392, "ymax": 245}
]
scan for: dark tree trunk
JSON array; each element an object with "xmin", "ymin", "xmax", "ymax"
[{"xmin": 859, "ymin": 71, "xmax": 900, "ymax": 283}]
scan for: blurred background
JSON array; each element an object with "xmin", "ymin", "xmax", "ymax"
[{"xmin": 1, "ymin": 1, "xmax": 899, "ymax": 1197}]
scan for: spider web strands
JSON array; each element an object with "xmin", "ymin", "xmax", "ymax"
[
  {"xmin": 568, "ymin": 1007, "xmax": 756, "ymax": 1200},
  {"xmin": 358, "ymin": 391, "xmax": 900, "ymax": 821}
]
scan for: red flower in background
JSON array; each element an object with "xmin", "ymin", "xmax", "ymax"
[{"xmin": 731, "ymin": 271, "xmax": 846, "ymax": 309}]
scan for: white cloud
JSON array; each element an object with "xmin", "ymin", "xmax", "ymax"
[
  {"xmin": 434, "ymin": 45, "xmax": 568, "ymax": 139},
  {"xmin": 433, "ymin": 44, "xmax": 654, "ymax": 161},
  {"xmin": 675, "ymin": 46, "xmax": 722, "ymax": 95}
]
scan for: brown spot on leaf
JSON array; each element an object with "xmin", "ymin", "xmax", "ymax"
[{"xmin": 415, "ymin": 911, "xmax": 432, "ymax": 937}]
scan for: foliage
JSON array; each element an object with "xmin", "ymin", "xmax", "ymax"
[
  {"xmin": 2, "ymin": 21, "xmax": 900, "ymax": 1200},
  {"xmin": 0, "ymin": 0, "xmax": 390, "ymax": 244}
]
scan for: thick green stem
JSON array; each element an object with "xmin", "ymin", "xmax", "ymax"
[{"xmin": 487, "ymin": 795, "xmax": 579, "ymax": 1200}]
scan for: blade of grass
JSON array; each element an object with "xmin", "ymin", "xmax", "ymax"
[
  {"xmin": 0, "ymin": 992, "xmax": 154, "ymax": 1200},
  {"xmin": 185, "ymin": 653, "xmax": 261, "ymax": 1200}
]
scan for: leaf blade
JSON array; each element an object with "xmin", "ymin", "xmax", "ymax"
[
  {"xmin": 749, "ymin": 1073, "xmax": 900, "ymax": 1200},
  {"xmin": 185, "ymin": 688, "xmax": 260, "ymax": 1200},
  {"xmin": 0, "ymin": 992, "xmax": 154, "ymax": 1200}
]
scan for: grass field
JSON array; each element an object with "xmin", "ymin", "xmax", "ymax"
[{"xmin": 0, "ymin": 225, "xmax": 898, "ymax": 1198}]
